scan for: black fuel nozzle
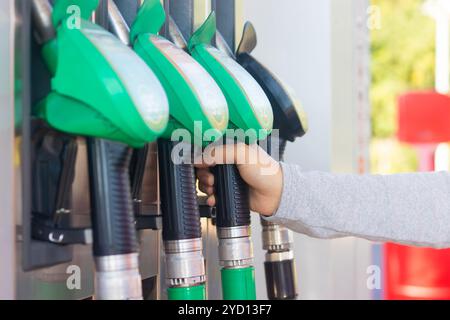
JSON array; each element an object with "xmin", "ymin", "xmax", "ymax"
[
  {"xmin": 236, "ymin": 23, "xmax": 308, "ymax": 143},
  {"xmin": 235, "ymin": 21, "xmax": 311, "ymax": 300},
  {"xmin": 88, "ymin": 0, "xmax": 144, "ymax": 300},
  {"xmin": 87, "ymin": 139, "xmax": 142, "ymax": 301}
]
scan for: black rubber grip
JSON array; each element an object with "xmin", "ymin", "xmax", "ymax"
[
  {"xmin": 87, "ymin": 139, "xmax": 139, "ymax": 257},
  {"xmin": 158, "ymin": 140, "xmax": 201, "ymax": 241},
  {"xmin": 213, "ymin": 164, "xmax": 250, "ymax": 228},
  {"xmin": 264, "ymin": 259, "xmax": 298, "ymax": 300}
]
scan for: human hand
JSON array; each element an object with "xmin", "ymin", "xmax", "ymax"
[{"xmin": 195, "ymin": 143, "xmax": 283, "ymax": 216}]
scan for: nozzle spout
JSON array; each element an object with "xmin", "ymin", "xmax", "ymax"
[
  {"xmin": 31, "ymin": 0, "xmax": 55, "ymax": 45},
  {"xmin": 107, "ymin": 0, "xmax": 130, "ymax": 46}
]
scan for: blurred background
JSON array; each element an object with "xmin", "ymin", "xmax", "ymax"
[
  {"xmin": 242, "ymin": 0, "xmax": 450, "ymax": 299},
  {"xmin": 370, "ymin": 0, "xmax": 433, "ymax": 174}
]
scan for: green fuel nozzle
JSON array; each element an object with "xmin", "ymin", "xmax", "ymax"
[
  {"xmin": 188, "ymin": 12, "xmax": 273, "ymax": 142},
  {"xmin": 32, "ymin": 0, "xmax": 169, "ymax": 148},
  {"xmin": 32, "ymin": 0, "xmax": 170, "ymax": 300},
  {"xmin": 188, "ymin": 12, "xmax": 274, "ymax": 300},
  {"xmin": 131, "ymin": 0, "xmax": 228, "ymax": 144},
  {"xmin": 123, "ymin": 0, "xmax": 229, "ymax": 300}
]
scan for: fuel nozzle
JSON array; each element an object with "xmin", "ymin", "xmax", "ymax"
[
  {"xmin": 235, "ymin": 21, "xmax": 310, "ymax": 300},
  {"xmin": 33, "ymin": 0, "xmax": 169, "ymax": 300},
  {"xmin": 236, "ymin": 22, "xmax": 308, "ymax": 144},
  {"xmin": 31, "ymin": 0, "xmax": 55, "ymax": 45},
  {"xmin": 128, "ymin": 0, "xmax": 229, "ymax": 300},
  {"xmin": 260, "ymin": 219, "xmax": 297, "ymax": 300},
  {"xmin": 188, "ymin": 12, "xmax": 275, "ymax": 300}
]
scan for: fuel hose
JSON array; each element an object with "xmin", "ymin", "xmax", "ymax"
[
  {"xmin": 213, "ymin": 159, "xmax": 256, "ymax": 300},
  {"xmin": 158, "ymin": 140, "xmax": 206, "ymax": 300}
]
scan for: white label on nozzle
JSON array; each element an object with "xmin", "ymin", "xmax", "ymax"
[
  {"xmin": 206, "ymin": 47, "xmax": 273, "ymax": 130},
  {"xmin": 82, "ymin": 27, "xmax": 169, "ymax": 131},
  {"xmin": 151, "ymin": 36, "xmax": 228, "ymax": 130}
]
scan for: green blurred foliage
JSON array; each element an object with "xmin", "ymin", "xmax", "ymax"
[{"xmin": 371, "ymin": 0, "xmax": 435, "ymax": 138}]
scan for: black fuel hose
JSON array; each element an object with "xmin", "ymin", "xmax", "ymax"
[
  {"xmin": 213, "ymin": 164, "xmax": 251, "ymax": 229},
  {"xmin": 87, "ymin": 139, "xmax": 139, "ymax": 257},
  {"xmin": 158, "ymin": 140, "xmax": 201, "ymax": 241}
]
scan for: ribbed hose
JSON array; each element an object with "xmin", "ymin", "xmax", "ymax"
[
  {"xmin": 213, "ymin": 146, "xmax": 255, "ymax": 300},
  {"xmin": 158, "ymin": 140, "xmax": 201, "ymax": 241},
  {"xmin": 87, "ymin": 139, "xmax": 139, "ymax": 256},
  {"xmin": 158, "ymin": 140, "xmax": 205, "ymax": 299},
  {"xmin": 213, "ymin": 164, "xmax": 250, "ymax": 228}
]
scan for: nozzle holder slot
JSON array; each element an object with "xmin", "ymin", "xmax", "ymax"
[
  {"xmin": 129, "ymin": 145, "xmax": 162, "ymax": 231},
  {"xmin": 135, "ymin": 213, "xmax": 162, "ymax": 230},
  {"xmin": 31, "ymin": 121, "xmax": 92, "ymax": 246},
  {"xmin": 198, "ymin": 196, "xmax": 216, "ymax": 221}
]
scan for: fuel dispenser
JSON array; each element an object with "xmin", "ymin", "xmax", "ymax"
[
  {"xmin": 31, "ymin": 0, "xmax": 169, "ymax": 299},
  {"xmin": 109, "ymin": 0, "xmax": 229, "ymax": 300},
  {"xmin": 187, "ymin": 12, "xmax": 274, "ymax": 300},
  {"xmin": 235, "ymin": 22, "xmax": 309, "ymax": 300},
  {"xmin": 4, "ymin": 0, "xmax": 371, "ymax": 301}
]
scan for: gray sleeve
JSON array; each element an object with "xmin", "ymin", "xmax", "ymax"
[{"xmin": 265, "ymin": 162, "xmax": 450, "ymax": 248}]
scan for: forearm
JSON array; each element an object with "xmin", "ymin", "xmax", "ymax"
[{"xmin": 266, "ymin": 162, "xmax": 450, "ymax": 248}]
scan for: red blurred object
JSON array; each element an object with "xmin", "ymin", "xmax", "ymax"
[
  {"xmin": 385, "ymin": 244, "xmax": 450, "ymax": 299},
  {"xmin": 397, "ymin": 91, "xmax": 450, "ymax": 144},
  {"xmin": 384, "ymin": 91, "xmax": 450, "ymax": 300}
]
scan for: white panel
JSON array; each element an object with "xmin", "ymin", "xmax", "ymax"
[{"xmin": 243, "ymin": 0, "xmax": 333, "ymax": 172}]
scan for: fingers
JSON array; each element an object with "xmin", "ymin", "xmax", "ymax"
[
  {"xmin": 196, "ymin": 168, "xmax": 214, "ymax": 186},
  {"xmin": 196, "ymin": 168, "xmax": 215, "ymax": 206},
  {"xmin": 197, "ymin": 168, "xmax": 214, "ymax": 196},
  {"xmin": 198, "ymin": 183, "xmax": 213, "ymax": 196},
  {"xmin": 206, "ymin": 195, "xmax": 216, "ymax": 207},
  {"xmin": 195, "ymin": 143, "xmax": 247, "ymax": 168}
]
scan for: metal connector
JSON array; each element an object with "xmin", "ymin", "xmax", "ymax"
[
  {"xmin": 261, "ymin": 220, "xmax": 293, "ymax": 252},
  {"xmin": 218, "ymin": 226, "xmax": 254, "ymax": 268},
  {"xmin": 164, "ymin": 238, "xmax": 206, "ymax": 287},
  {"xmin": 95, "ymin": 253, "xmax": 143, "ymax": 300},
  {"xmin": 265, "ymin": 250, "xmax": 294, "ymax": 262}
]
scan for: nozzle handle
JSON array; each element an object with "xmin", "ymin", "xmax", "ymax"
[
  {"xmin": 213, "ymin": 164, "xmax": 250, "ymax": 228},
  {"xmin": 158, "ymin": 140, "xmax": 201, "ymax": 241},
  {"xmin": 87, "ymin": 139, "xmax": 139, "ymax": 256}
]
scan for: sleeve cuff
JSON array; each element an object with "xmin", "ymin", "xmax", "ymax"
[{"xmin": 264, "ymin": 161, "xmax": 299, "ymax": 222}]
